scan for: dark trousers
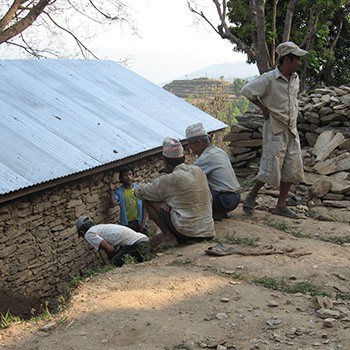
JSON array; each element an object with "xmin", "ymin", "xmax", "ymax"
[
  {"xmin": 211, "ymin": 190, "xmax": 241, "ymax": 213},
  {"xmin": 109, "ymin": 241, "xmax": 149, "ymax": 267}
]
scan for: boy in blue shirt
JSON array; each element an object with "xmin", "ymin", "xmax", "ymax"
[{"xmin": 109, "ymin": 166, "xmax": 146, "ymax": 232}]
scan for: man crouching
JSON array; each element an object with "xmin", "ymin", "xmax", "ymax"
[
  {"xmin": 136, "ymin": 137, "xmax": 215, "ymax": 251},
  {"xmin": 76, "ymin": 215, "xmax": 149, "ymax": 266}
]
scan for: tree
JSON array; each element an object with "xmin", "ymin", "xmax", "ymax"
[
  {"xmin": 188, "ymin": 0, "xmax": 350, "ymax": 88},
  {"xmin": 0, "ymin": 0, "xmax": 136, "ymax": 58},
  {"xmin": 186, "ymin": 78, "xmax": 249, "ymax": 126}
]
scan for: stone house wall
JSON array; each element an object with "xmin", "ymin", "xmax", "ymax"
[{"xmin": 0, "ymin": 154, "xmax": 163, "ymax": 312}]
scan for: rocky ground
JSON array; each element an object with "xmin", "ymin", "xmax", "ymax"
[{"xmin": 1, "ymin": 193, "xmax": 350, "ymax": 350}]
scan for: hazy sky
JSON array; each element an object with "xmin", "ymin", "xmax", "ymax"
[{"xmin": 91, "ymin": 0, "xmax": 249, "ymax": 84}]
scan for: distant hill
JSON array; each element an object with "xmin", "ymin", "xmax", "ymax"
[
  {"xmin": 179, "ymin": 62, "xmax": 259, "ymax": 81},
  {"xmin": 163, "ymin": 77, "xmax": 236, "ymax": 100}
]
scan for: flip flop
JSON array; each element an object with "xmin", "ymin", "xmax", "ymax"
[
  {"xmin": 243, "ymin": 194, "xmax": 256, "ymax": 215},
  {"xmin": 205, "ymin": 243, "xmax": 235, "ymax": 256},
  {"xmin": 268, "ymin": 207, "xmax": 299, "ymax": 219}
]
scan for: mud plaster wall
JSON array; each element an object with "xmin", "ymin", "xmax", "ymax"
[{"xmin": 0, "ymin": 154, "xmax": 164, "ymax": 306}]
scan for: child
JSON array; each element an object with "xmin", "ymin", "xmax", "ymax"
[{"xmin": 109, "ymin": 166, "xmax": 146, "ymax": 232}]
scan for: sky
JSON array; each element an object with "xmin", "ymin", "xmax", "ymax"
[{"xmin": 90, "ymin": 0, "xmax": 251, "ymax": 85}]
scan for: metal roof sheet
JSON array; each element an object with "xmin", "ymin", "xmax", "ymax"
[{"xmin": 0, "ymin": 59, "xmax": 227, "ymax": 197}]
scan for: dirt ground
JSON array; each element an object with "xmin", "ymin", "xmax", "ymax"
[{"xmin": 1, "ymin": 193, "xmax": 350, "ymax": 350}]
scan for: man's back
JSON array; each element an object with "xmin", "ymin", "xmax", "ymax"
[
  {"xmin": 84, "ymin": 224, "xmax": 149, "ymax": 250},
  {"xmin": 194, "ymin": 144, "xmax": 240, "ymax": 193},
  {"xmin": 138, "ymin": 163, "xmax": 215, "ymax": 238}
]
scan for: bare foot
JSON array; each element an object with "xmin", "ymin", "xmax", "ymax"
[{"xmin": 150, "ymin": 232, "xmax": 178, "ymax": 251}]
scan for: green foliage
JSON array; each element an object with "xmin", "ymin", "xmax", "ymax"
[
  {"xmin": 122, "ymin": 254, "xmax": 137, "ymax": 265},
  {"xmin": 253, "ymin": 276, "xmax": 328, "ymax": 296},
  {"xmin": 319, "ymin": 235, "xmax": 350, "ymax": 246},
  {"xmin": 266, "ymin": 221, "xmax": 291, "ymax": 233},
  {"xmin": 186, "ymin": 78, "xmax": 249, "ymax": 126},
  {"xmin": 0, "ymin": 310, "xmax": 22, "ymax": 329},
  {"xmin": 225, "ymin": 0, "xmax": 350, "ymax": 87},
  {"xmin": 265, "ymin": 220, "xmax": 306, "ymax": 237},
  {"xmin": 56, "ymin": 265, "xmax": 114, "ymax": 313},
  {"xmin": 30, "ymin": 301, "xmax": 52, "ymax": 322}
]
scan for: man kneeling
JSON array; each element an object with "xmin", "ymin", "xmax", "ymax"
[{"xmin": 76, "ymin": 215, "xmax": 149, "ymax": 266}]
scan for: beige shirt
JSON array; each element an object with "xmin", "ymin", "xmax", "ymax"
[
  {"xmin": 241, "ymin": 66, "xmax": 300, "ymax": 136},
  {"xmin": 136, "ymin": 163, "xmax": 215, "ymax": 238}
]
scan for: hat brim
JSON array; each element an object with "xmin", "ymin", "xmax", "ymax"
[{"xmin": 291, "ymin": 48, "xmax": 308, "ymax": 56}]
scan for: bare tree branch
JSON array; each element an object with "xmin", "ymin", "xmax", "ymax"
[
  {"xmin": 0, "ymin": 0, "xmax": 51, "ymax": 44},
  {"xmin": 187, "ymin": 0, "xmax": 255, "ymax": 58},
  {"xmin": 0, "ymin": 0, "xmax": 136, "ymax": 58},
  {"xmin": 44, "ymin": 11, "xmax": 99, "ymax": 59}
]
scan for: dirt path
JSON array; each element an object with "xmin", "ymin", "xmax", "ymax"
[{"xmin": 1, "ymin": 204, "xmax": 350, "ymax": 350}]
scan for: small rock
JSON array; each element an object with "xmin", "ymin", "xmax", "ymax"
[
  {"xmin": 323, "ymin": 318, "xmax": 336, "ymax": 328},
  {"xmin": 220, "ymin": 297, "xmax": 230, "ymax": 303},
  {"xmin": 267, "ymin": 318, "xmax": 283, "ymax": 327},
  {"xmin": 315, "ymin": 295, "xmax": 333, "ymax": 310},
  {"xmin": 333, "ymin": 273, "xmax": 346, "ymax": 280},
  {"xmin": 216, "ymin": 313, "xmax": 229, "ymax": 320},
  {"xmin": 40, "ymin": 323, "xmax": 56, "ymax": 332},
  {"xmin": 217, "ymin": 345, "xmax": 227, "ymax": 350},
  {"xmin": 267, "ymin": 301, "xmax": 279, "ymax": 307},
  {"xmin": 316, "ymin": 308, "xmax": 340, "ymax": 319}
]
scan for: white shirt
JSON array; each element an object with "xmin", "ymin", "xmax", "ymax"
[
  {"xmin": 136, "ymin": 163, "xmax": 215, "ymax": 238},
  {"xmin": 241, "ymin": 66, "xmax": 300, "ymax": 135},
  {"xmin": 84, "ymin": 224, "xmax": 149, "ymax": 251}
]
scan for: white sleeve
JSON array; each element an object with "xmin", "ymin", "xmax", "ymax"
[{"xmin": 84, "ymin": 230, "xmax": 103, "ymax": 250}]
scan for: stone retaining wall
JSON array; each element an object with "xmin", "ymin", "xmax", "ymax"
[{"xmin": 0, "ymin": 154, "xmax": 163, "ymax": 313}]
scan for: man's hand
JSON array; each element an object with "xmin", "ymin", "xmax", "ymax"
[
  {"xmin": 261, "ymin": 105, "xmax": 270, "ymax": 120},
  {"xmin": 109, "ymin": 182, "xmax": 116, "ymax": 191}
]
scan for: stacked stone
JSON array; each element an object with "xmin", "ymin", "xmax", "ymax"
[
  {"xmin": 298, "ymin": 85, "xmax": 350, "ymax": 148},
  {"xmin": 225, "ymin": 85, "xmax": 350, "ymax": 207},
  {"xmin": 0, "ymin": 153, "xmax": 164, "ymax": 315},
  {"xmin": 224, "ymin": 110, "xmax": 264, "ymax": 178}
]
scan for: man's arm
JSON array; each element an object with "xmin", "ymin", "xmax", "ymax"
[
  {"xmin": 99, "ymin": 240, "xmax": 117, "ymax": 260},
  {"xmin": 249, "ymin": 98, "xmax": 270, "ymax": 120},
  {"xmin": 109, "ymin": 182, "xmax": 118, "ymax": 208}
]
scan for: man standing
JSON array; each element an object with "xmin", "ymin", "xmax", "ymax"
[
  {"xmin": 185, "ymin": 122, "xmax": 241, "ymax": 221},
  {"xmin": 240, "ymin": 41, "xmax": 307, "ymax": 218},
  {"xmin": 136, "ymin": 137, "xmax": 215, "ymax": 251},
  {"xmin": 76, "ymin": 215, "xmax": 149, "ymax": 267}
]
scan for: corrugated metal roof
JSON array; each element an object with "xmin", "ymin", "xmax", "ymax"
[{"xmin": 0, "ymin": 59, "xmax": 227, "ymax": 197}]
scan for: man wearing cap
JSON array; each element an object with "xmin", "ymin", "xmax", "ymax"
[
  {"xmin": 135, "ymin": 137, "xmax": 215, "ymax": 250},
  {"xmin": 185, "ymin": 122, "xmax": 241, "ymax": 221},
  {"xmin": 76, "ymin": 215, "xmax": 150, "ymax": 267},
  {"xmin": 240, "ymin": 41, "xmax": 308, "ymax": 219}
]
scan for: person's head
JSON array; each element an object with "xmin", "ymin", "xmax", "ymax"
[
  {"xmin": 185, "ymin": 122, "xmax": 211, "ymax": 156},
  {"xmin": 276, "ymin": 41, "xmax": 307, "ymax": 74},
  {"xmin": 76, "ymin": 215, "xmax": 95, "ymax": 238},
  {"xmin": 162, "ymin": 137, "xmax": 185, "ymax": 171},
  {"xmin": 118, "ymin": 165, "xmax": 134, "ymax": 186}
]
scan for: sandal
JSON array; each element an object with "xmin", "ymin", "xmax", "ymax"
[
  {"xmin": 243, "ymin": 194, "xmax": 256, "ymax": 215},
  {"xmin": 268, "ymin": 206, "xmax": 299, "ymax": 219},
  {"xmin": 205, "ymin": 243, "xmax": 235, "ymax": 256}
]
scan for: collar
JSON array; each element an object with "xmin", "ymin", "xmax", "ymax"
[{"xmin": 274, "ymin": 66, "xmax": 297, "ymax": 81}]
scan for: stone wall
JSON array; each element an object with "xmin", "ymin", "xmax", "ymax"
[{"xmin": 0, "ymin": 154, "xmax": 163, "ymax": 314}]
